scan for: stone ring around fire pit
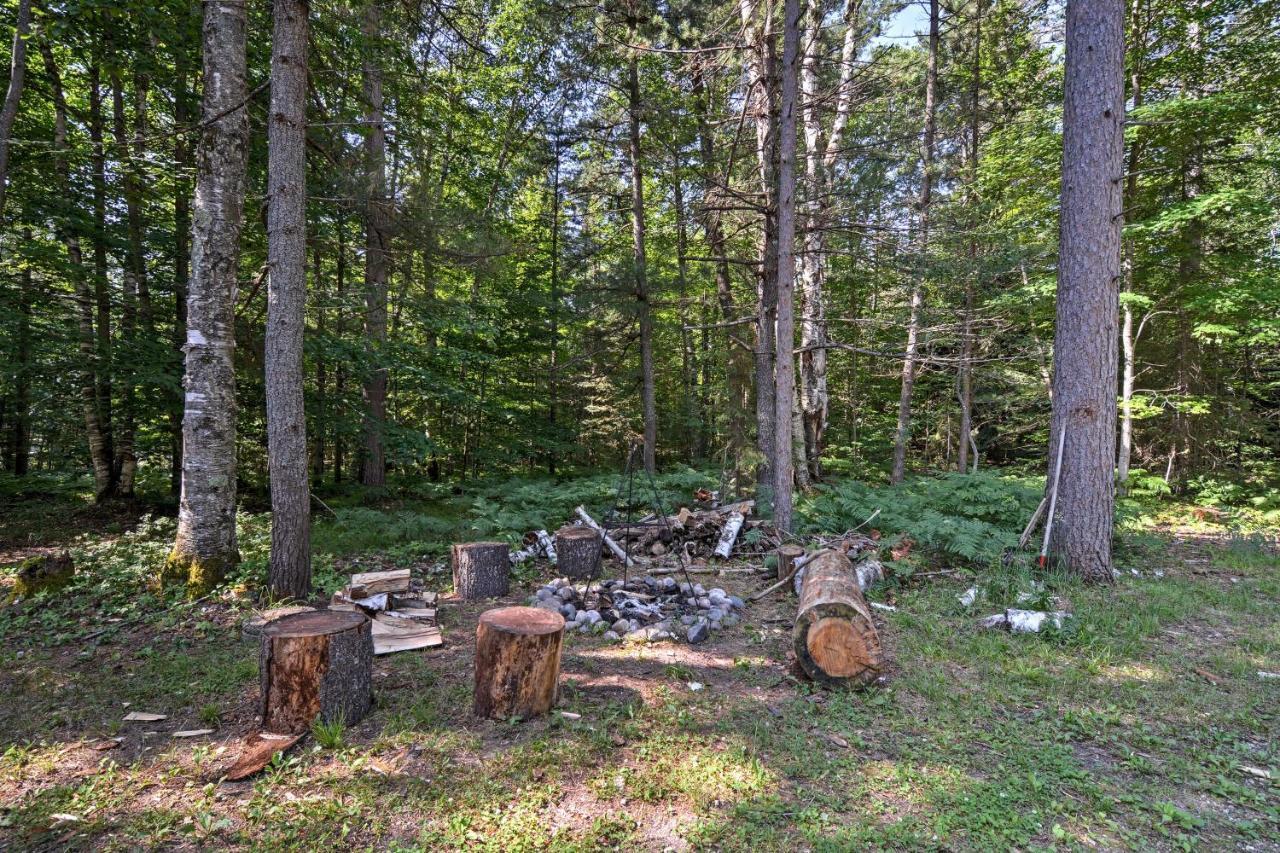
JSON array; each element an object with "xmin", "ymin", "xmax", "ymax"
[{"xmin": 528, "ymin": 575, "xmax": 747, "ymax": 645}]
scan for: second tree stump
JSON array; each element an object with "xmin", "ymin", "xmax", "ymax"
[
  {"xmin": 259, "ymin": 610, "xmax": 374, "ymax": 733},
  {"xmin": 452, "ymin": 541, "xmax": 511, "ymax": 600},
  {"xmin": 473, "ymin": 606, "xmax": 564, "ymax": 720},
  {"xmin": 555, "ymin": 526, "xmax": 602, "ymax": 580}
]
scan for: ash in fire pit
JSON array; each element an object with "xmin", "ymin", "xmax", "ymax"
[{"xmin": 528, "ymin": 575, "xmax": 746, "ymax": 644}]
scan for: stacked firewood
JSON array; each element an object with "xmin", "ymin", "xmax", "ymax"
[
  {"xmin": 331, "ymin": 569, "xmax": 442, "ymax": 654},
  {"xmin": 574, "ymin": 500, "xmax": 767, "ymax": 564}
]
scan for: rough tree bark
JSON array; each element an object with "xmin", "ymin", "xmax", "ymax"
[
  {"xmin": 9, "ymin": 231, "xmax": 33, "ymax": 474},
  {"xmin": 360, "ymin": 0, "xmax": 390, "ymax": 487},
  {"xmin": 626, "ymin": 8, "xmax": 657, "ymax": 476},
  {"xmin": 0, "ymin": 0, "xmax": 32, "ymax": 223},
  {"xmin": 772, "ymin": 0, "xmax": 801, "ymax": 533},
  {"xmin": 957, "ymin": 0, "xmax": 983, "ymax": 474},
  {"xmin": 798, "ymin": 0, "xmax": 860, "ymax": 483},
  {"xmin": 41, "ymin": 43, "xmax": 116, "ymax": 501},
  {"xmin": 171, "ymin": 58, "xmax": 194, "ymax": 496},
  {"xmin": 266, "ymin": 0, "xmax": 312, "ymax": 600},
  {"xmin": 1048, "ymin": 0, "xmax": 1125, "ymax": 581},
  {"xmin": 891, "ymin": 0, "xmax": 939, "ymax": 485},
  {"xmin": 167, "ymin": 0, "xmax": 249, "ymax": 593}
]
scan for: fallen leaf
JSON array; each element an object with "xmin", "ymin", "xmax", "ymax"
[{"xmin": 123, "ymin": 712, "xmax": 166, "ymax": 722}]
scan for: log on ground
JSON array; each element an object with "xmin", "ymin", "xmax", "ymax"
[
  {"xmin": 259, "ymin": 610, "xmax": 374, "ymax": 734},
  {"xmin": 792, "ymin": 550, "xmax": 884, "ymax": 689},
  {"xmin": 452, "ymin": 542, "xmax": 511, "ymax": 600},
  {"xmin": 556, "ymin": 526, "xmax": 602, "ymax": 580},
  {"xmin": 473, "ymin": 605, "xmax": 564, "ymax": 720}
]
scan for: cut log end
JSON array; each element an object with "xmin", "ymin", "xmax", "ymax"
[{"xmin": 792, "ymin": 551, "xmax": 884, "ymax": 689}]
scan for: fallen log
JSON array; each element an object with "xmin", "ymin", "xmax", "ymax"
[
  {"xmin": 535, "ymin": 529, "xmax": 558, "ymax": 564},
  {"xmin": 713, "ymin": 511, "xmax": 746, "ymax": 559},
  {"xmin": 574, "ymin": 506, "xmax": 634, "ymax": 567},
  {"xmin": 556, "ymin": 525, "xmax": 602, "ymax": 580},
  {"xmin": 452, "ymin": 542, "xmax": 511, "ymax": 600},
  {"xmin": 792, "ymin": 551, "xmax": 884, "ymax": 689},
  {"xmin": 473, "ymin": 606, "xmax": 564, "ymax": 720},
  {"xmin": 259, "ymin": 610, "xmax": 373, "ymax": 734}
]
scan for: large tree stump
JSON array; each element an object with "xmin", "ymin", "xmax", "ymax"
[
  {"xmin": 555, "ymin": 526, "xmax": 602, "ymax": 580},
  {"xmin": 259, "ymin": 610, "xmax": 373, "ymax": 734},
  {"xmin": 473, "ymin": 606, "xmax": 564, "ymax": 720},
  {"xmin": 792, "ymin": 550, "xmax": 884, "ymax": 689},
  {"xmin": 452, "ymin": 542, "xmax": 511, "ymax": 600}
]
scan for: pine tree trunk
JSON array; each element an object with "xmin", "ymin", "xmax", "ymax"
[
  {"xmin": 9, "ymin": 234, "xmax": 33, "ymax": 474},
  {"xmin": 957, "ymin": 0, "xmax": 983, "ymax": 474},
  {"xmin": 626, "ymin": 21, "xmax": 656, "ymax": 477},
  {"xmin": 87, "ymin": 64, "xmax": 116, "ymax": 485},
  {"xmin": 41, "ymin": 44, "xmax": 116, "ymax": 501},
  {"xmin": 1048, "ymin": 0, "xmax": 1125, "ymax": 582},
  {"xmin": 266, "ymin": 0, "xmax": 312, "ymax": 601},
  {"xmin": 892, "ymin": 0, "xmax": 939, "ymax": 486},
  {"xmin": 772, "ymin": 0, "xmax": 801, "ymax": 533},
  {"xmin": 171, "ymin": 62, "xmax": 193, "ymax": 497},
  {"xmin": 168, "ymin": 0, "xmax": 250, "ymax": 593},
  {"xmin": 360, "ymin": 1, "xmax": 389, "ymax": 488},
  {"xmin": 0, "ymin": 0, "xmax": 32, "ymax": 223}
]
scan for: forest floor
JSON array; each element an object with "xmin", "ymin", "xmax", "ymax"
[{"xmin": 0, "ymin": 479, "xmax": 1276, "ymax": 850}]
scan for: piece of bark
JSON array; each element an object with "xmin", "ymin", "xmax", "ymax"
[
  {"xmin": 793, "ymin": 550, "xmax": 884, "ymax": 688},
  {"xmin": 223, "ymin": 732, "xmax": 302, "ymax": 782},
  {"xmin": 349, "ymin": 569, "xmax": 410, "ymax": 595},
  {"xmin": 713, "ymin": 512, "xmax": 746, "ymax": 559},
  {"xmin": 473, "ymin": 606, "xmax": 564, "ymax": 720},
  {"xmin": 452, "ymin": 542, "xmax": 511, "ymax": 600},
  {"xmin": 556, "ymin": 526, "xmax": 603, "ymax": 580},
  {"xmin": 573, "ymin": 506, "xmax": 634, "ymax": 567},
  {"xmin": 259, "ymin": 610, "xmax": 373, "ymax": 734}
]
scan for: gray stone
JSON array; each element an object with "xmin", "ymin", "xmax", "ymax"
[
  {"xmin": 696, "ymin": 596, "xmax": 711, "ymax": 609},
  {"xmin": 693, "ymin": 584, "xmax": 706, "ymax": 596},
  {"xmin": 535, "ymin": 587, "xmax": 555, "ymax": 601},
  {"xmin": 612, "ymin": 618, "xmax": 630, "ymax": 633},
  {"xmin": 603, "ymin": 630, "xmax": 621, "ymax": 641},
  {"xmin": 729, "ymin": 596, "xmax": 746, "ymax": 611},
  {"xmin": 709, "ymin": 588, "xmax": 727, "ymax": 599},
  {"xmin": 564, "ymin": 619, "xmax": 581, "ymax": 631},
  {"xmin": 555, "ymin": 585, "xmax": 576, "ymax": 602},
  {"xmin": 679, "ymin": 582, "xmax": 693, "ymax": 595},
  {"xmin": 687, "ymin": 620, "xmax": 710, "ymax": 644},
  {"xmin": 680, "ymin": 614, "xmax": 696, "ymax": 626},
  {"xmin": 707, "ymin": 607, "xmax": 724, "ymax": 622},
  {"xmin": 581, "ymin": 609, "xmax": 601, "ymax": 625},
  {"xmin": 535, "ymin": 599, "xmax": 561, "ymax": 614},
  {"xmin": 560, "ymin": 603, "xmax": 578, "ymax": 621},
  {"xmin": 722, "ymin": 614, "xmax": 739, "ymax": 628},
  {"xmin": 710, "ymin": 620, "xmax": 722, "ymax": 631}
]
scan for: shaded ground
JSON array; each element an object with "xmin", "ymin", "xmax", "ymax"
[{"xmin": 0, "ymin": 502, "xmax": 1276, "ymax": 850}]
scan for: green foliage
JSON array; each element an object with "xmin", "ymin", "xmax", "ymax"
[
  {"xmin": 800, "ymin": 472, "xmax": 1043, "ymax": 565},
  {"xmin": 311, "ymin": 714, "xmax": 347, "ymax": 750}
]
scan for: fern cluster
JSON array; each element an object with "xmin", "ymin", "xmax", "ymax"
[{"xmin": 799, "ymin": 472, "xmax": 1043, "ymax": 565}]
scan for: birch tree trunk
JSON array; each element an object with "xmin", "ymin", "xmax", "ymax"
[
  {"xmin": 772, "ymin": 0, "xmax": 801, "ymax": 533},
  {"xmin": 41, "ymin": 43, "xmax": 116, "ymax": 500},
  {"xmin": 891, "ymin": 0, "xmax": 939, "ymax": 485},
  {"xmin": 167, "ymin": 0, "xmax": 250, "ymax": 592},
  {"xmin": 171, "ymin": 60, "xmax": 193, "ymax": 496},
  {"xmin": 0, "ymin": 0, "xmax": 32, "ymax": 223},
  {"xmin": 360, "ymin": 1, "xmax": 389, "ymax": 488},
  {"xmin": 626, "ymin": 14, "xmax": 656, "ymax": 476},
  {"xmin": 1048, "ymin": 0, "xmax": 1125, "ymax": 582},
  {"xmin": 266, "ymin": 0, "xmax": 312, "ymax": 600}
]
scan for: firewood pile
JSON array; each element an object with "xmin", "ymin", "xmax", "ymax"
[
  {"xmin": 330, "ymin": 568, "xmax": 442, "ymax": 654},
  {"xmin": 528, "ymin": 574, "xmax": 747, "ymax": 645}
]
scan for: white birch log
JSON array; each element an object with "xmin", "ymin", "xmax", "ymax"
[
  {"xmin": 713, "ymin": 511, "xmax": 745, "ymax": 559},
  {"xmin": 535, "ymin": 529, "xmax": 557, "ymax": 564},
  {"xmin": 573, "ymin": 506, "xmax": 634, "ymax": 567}
]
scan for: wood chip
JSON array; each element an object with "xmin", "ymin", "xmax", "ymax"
[
  {"xmin": 1193, "ymin": 667, "xmax": 1226, "ymax": 685},
  {"xmin": 173, "ymin": 729, "xmax": 216, "ymax": 738},
  {"xmin": 123, "ymin": 711, "xmax": 166, "ymax": 722},
  {"xmin": 223, "ymin": 732, "xmax": 302, "ymax": 782},
  {"xmin": 827, "ymin": 733, "xmax": 850, "ymax": 749},
  {"xmin": 558, "ymin": 711, "xmax": 582, "ymax": 721}
]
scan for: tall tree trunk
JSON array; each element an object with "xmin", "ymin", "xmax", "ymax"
[
  {"xmin": 313, "ymin": 244, "xmax": 327, "ymax": 481},
  {"xmin": 9, "ymin": 230, "xmax": 33, "ymax": 474},
  {"xmin": 891, "ymin": 0, "xmax": 939, "ymax": 485},
  {"xmin": 957, "ymin": 0, "xmax": 984, "ymax": 474},
  {"xmin": 692, "ymin": 67, "xmax": 750, "ymax": 478},
  {"xmin": 171, "ymin": 61, "xmax": 193, "ymax": 496},
  {"xmin": 41, "ymin": 43, "xmax": 115, "ymax": 499},
  {"xmin": 360, "ymin": 1, "xmax": 389, "ymax": 487},
  {"xmin": 333, "ymin": 212, "xmax": 347, "ymax": 483},
  {"xmin": 1117, "ymin": 0, "xmax": 1146, "ymax": 491},
  {"xmin": 266, "ymin": 0, "xmax": 312, "ymax": 600},
  {"xmin": 0, "ymin": 0, "xmax": 32, "ymax": 223},
  {"xmin": 547, "ymin": 132, "xmax": 561, "ymax": 475},
  {"xmin": 1048, "ymin": 0, "xmax": 1125, "ymax": 582},
  {"xmin": 739, "ymin": 0, "xmax": 778, "ymax": 510},
  {"xmin": 672, "ymin": 171, "xmax": 696, "ymax": 462},
  {"xmin": 87, "ymin": 61, "xmax": 117, "ymax": 489},
  {"xmin": 772, "ymin": 0, "xmax": 801, "ymax": 532},
  {"xmin": 110, "ymin": 71, "xmax": 150, "ymax": 497},
  {"xmin": 626, "ymin": 17, "xmax": 656, "ymax": 476},
  {"xmin": 167, "ymin": 0, "xmax": 249, "ymax": 591}
]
